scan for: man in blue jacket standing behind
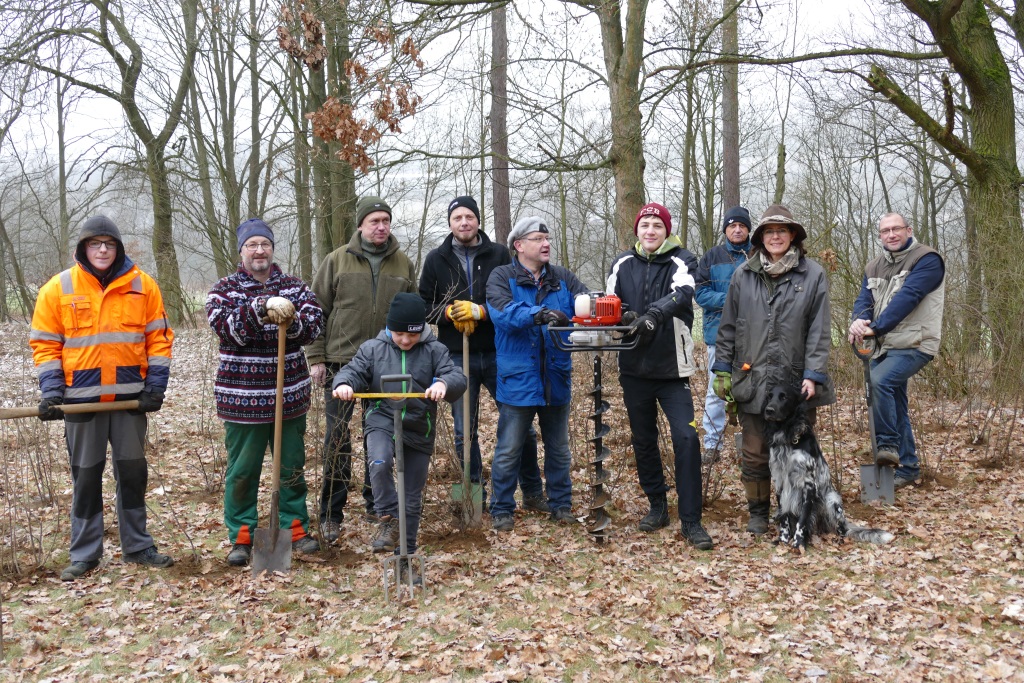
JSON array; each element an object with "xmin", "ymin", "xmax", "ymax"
[
  {"xmin": 486, "ymin": 217, "xmax": 588, "ymax": 532},
  {"xmin": 694, "ymin": 206, "xmax": 752, "ymax": 463}
]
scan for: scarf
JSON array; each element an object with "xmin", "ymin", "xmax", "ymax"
[{"xmin": 760, "ymin": 247, "xmax": 800, "ymax": 277}]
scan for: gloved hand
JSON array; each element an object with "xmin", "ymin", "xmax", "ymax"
[
  {"xmin": 534, "ymin": 308, "xmax": 570, "ymax": 326},
  {"xmin": 265, "ymin": 296, "xmax": 295, "ymax": 326},
  {"xmin": 448, "ymin": 300, "xmax": 487, "ymax": 322},
  {"xmin": 38, "ymin": 396, "xmax": 63, "ymax": 422},
  {"xmin": 453, "ymin": 318, "xmax": 478, "ymax": 336},
  {"xmin": 136, "ymin": 390, "xmax": 165, "ymax": 413},
  {"xmin": 627, "ymin": 313, "xmax": 659, "ymax": 340},
  {"xmin": 712, "ymin": 371, "xmax": 733, "ymax": 401}
]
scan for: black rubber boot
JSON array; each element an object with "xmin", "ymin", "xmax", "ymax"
[
  {"xmin": 638, "ymin": 493, "xmax": 670, "ymax": 532},
  {"xmin": 744, "ymin": 480, "xmax": 771, "ymax": 535}
]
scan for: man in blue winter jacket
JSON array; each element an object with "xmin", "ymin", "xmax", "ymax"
[
  {"xmin": 694, "ymin": 206, "xmax": 752, "ymax": 463},
  {"xmin": 485, "ymin": 217, "xmax": 588, "ymax": 532}
]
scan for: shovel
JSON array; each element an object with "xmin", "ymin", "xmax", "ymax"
[
  {"xmin": 0, "ymin": 400, "xmax": 140, "ymax": 420},
  {"xmin": 853, "ymin": 336, "xmax": 895, "ymax": 504},
  {"xmin": 379, "ymin": 373, "xmax": 427, "ymax": 602},
  {"xmin": 252, "ymin": 323, "xmax": 292, "ymax": 574},
  {"xmin": 450, "ymin": 332, "xmax": 483, "ymax": 527}
]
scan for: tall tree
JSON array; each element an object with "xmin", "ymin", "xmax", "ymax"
[
  {"xmin": 6, "ymin": 0, "xmax": 201, "ymax": 323},
  {"xmin": 863, "ymin": 0, "xmax": 1022, "ymax": 383}
]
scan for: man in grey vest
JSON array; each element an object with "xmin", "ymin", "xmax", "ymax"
[{"xmin": 848, "ymin": 212, "xmax": 945, "ymax": 490}]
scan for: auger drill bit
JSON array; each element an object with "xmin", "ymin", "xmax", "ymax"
[{"xmin": 587, "ymin": 352, "xmax": 611, "ymax": 543}]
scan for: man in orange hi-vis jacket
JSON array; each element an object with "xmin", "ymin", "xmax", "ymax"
[{"xmin": 30, "ymin": 215, "xmax": 174, "ymax": 581}]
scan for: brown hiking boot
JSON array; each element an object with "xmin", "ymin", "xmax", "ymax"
[{"xmin": 371, "ymin": 516, "xmax": 400, "ymax": 553}]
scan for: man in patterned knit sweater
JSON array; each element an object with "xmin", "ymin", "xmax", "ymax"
[{"xmin": 206, "ymin": 218, "xmax": 325, "ymax": 566}]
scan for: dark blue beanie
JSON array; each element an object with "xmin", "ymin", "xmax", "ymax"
[
  {"xmin": 722, "ymin": 206, "xmax": 752, "ymax": 233},
  {"xmin": 237, "ymin": 218, "xmax": 274, "ymax": 252}
]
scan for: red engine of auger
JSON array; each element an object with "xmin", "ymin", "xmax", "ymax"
[{"xmin": 572, "ymin": 293, "xmax": 622, "ymax": 326}]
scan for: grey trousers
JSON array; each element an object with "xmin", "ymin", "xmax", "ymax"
[
  {"xmin": 65, "ymin": 410, "xmax": 154, "ymax": 562},
  {"xmin": 366, "ymin": 429, "xmax": 431, "ymax": 554}
]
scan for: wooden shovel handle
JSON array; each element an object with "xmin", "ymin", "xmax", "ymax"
[{"xmin": 0, "ymin": 400, "xmax": 141, "ymax": 421}]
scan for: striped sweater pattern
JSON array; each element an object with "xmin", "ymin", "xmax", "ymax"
[{"xmin": 206, "ymin": 264, "xmax": 325, "ymax": 423}]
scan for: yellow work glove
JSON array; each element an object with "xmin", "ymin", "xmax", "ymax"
[
  {"xmin": 453, "ymin": 318, "xmax": 478, "ymax": 335},
  {"xmin": 449, "ymin": 300, "xmax": 487, "ymax": 322}
]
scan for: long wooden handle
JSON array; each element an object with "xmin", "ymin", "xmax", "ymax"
[
  {"xmin": 0, "ymin": 400, "xmax": 141, "ymax": 421},
  {"xmin": 462, "ymin": 331, "xmax": 471, "ymax": 490},
  {"xmin": 271, "ymin": 324, "xmax": 286, "ymax": 497}
]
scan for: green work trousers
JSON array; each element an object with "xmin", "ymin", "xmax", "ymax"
[{"xmin": 223, "ymin": 415, "xmax": 310, "ymax": 545}]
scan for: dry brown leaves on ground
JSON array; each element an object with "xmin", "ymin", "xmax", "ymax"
[{"xmin": 0, "ymin": 323, "xmax": 1022, "ymax": 681}]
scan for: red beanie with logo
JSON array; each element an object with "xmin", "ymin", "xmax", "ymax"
[{"xmin": 634, "ymin": 202, "xmax": 672, "ymax": 235}]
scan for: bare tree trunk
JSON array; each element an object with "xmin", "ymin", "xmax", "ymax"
[
  {"xmin": 0, "ymin": 216, "xmax": 32, "ymax": 317},
  {"xmin": 489, "ymin": 3, "xmax": 511, "ymax": 245},
  {"xmin": 595, "ymin": 0, "xmax": 649, "ymax": 247},
  {"xmin": 773, "ymin": 143, "xmax": 786, "ymax": 205},
  {"xmin": 721, "ymin": 0, "xmax": 740, "ymax": 209},
  {"xmin": 291, "ymin": 59, "xmax": 314, "ymax": 281},
  {"xmin": 247, "ymin": 0, "xmax": 261, "ymax": 216}
]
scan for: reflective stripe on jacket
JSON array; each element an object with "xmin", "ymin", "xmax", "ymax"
[{"xmin": 30, "ymin": 260, "xmax": 173, "ymax": 403}]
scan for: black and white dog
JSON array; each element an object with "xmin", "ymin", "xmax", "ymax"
[{"xmin": 763, "ymin": 383, "xmax": 894, "ymax": 550}]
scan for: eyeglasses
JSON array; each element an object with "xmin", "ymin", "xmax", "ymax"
[
  {"xmin": 521, "ymin": 236, "xmax": 551, "ymax": 243},
  {"xmin": 86, "ymin": 239, "xmax": 117, "ymax": 250},
  {"xmin": 761, "ymin": 228, "xmax": 791, "ymax": 238},
  {"xmin": 878, "ymin": 225, "xmax": 909, "ymax": 237},
  {"xmin": 242, "ymin": 241, "xmax": 273, "ymax": 252}
]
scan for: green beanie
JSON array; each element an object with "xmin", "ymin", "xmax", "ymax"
[{"xmin": 356, "ymin": 196, "xmax": 392, "ymax": 228}]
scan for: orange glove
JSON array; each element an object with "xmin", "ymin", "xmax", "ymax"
[
  {"xmin": 453, "ymin": 319, "xmax": 478, "ymax": 335},
  {"xmin": 449, "ymin": 300, "xmax": 487, "ymax": 322}
]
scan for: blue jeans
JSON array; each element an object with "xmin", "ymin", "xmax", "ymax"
[
  {"xmin": 452, "ymin": 351, "xmax": 543, "ymax": 499},
  {"xmin": 870, "ymin": 349, "xmax": 932, "ymax": 480},
  {"xmin": 701, "ymin": 344, "xmax": 728, "ymax": 452},
  {"xmin": 490, "ymin": 403, "xmax": 572, "ymax": 517}
]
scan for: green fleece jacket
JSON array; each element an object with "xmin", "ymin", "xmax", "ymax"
[{"xmin": 305, "ymin": 231, "xmax": 416, "ymax": 366}]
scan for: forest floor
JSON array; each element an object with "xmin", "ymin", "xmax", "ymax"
[{"xmin": 0, "ymin": 321, "xmax": 1022, "ymax": 682}]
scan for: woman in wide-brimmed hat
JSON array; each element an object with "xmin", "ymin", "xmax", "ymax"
[{"xmin": 710, "ymin": 204, "xmax": 835, "ymax": 535}]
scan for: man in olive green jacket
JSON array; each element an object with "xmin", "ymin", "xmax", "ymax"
[{"xmin": 306, "ymin": 196, "xmax": 417, "ymax": 541}]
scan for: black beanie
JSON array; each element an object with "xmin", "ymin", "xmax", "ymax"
[
  {"xmin": 79, "ymin": 215, "xmax": 124, "ymax": 245},
  {"xmin": 387, "ymin": 293, "xmax": 426, "ymax": 333},
  {"xmin": 448, "ymin": 196, "xmax": 480, "ymax": 222},
  {"xmin": 722, "ymin": 206, "xmax": 752, "ymax": 233}
]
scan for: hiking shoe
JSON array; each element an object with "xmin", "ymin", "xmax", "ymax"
[
  {"xmin": 522, "ymin": 495, "xmax": 550, "ymax": 513},
  {"xmin": 227, "ymin": 543, "xmax": 251, "ymax": 566},
  {"xmin": 293, "ymin": 535, "xmax": 320, "ymax": 554},
  {"xmin": 681, "ymin": 521, "xmax": 714, "ymax": 551},
  {"xmin": 365, "ymin": 506, "xmax": 379, "ymax": 522},
  {"xmin": 124, "ymin": 546, "xmax": 174, "ymax": 568},
  {"xmin": 320, "ymin": 520, "xmax": 341, "ymax": 544},
  {"xmin": 371, "ymin": 517, "xmax": 400, "ymax": 553},
  {"xmin": 492, "ymin": 513, "xmax": 514, "ymax": 532},
  {"xmin": 701, "ymin": 449, "xmax": 721, "ymax": 465},
  {"xmin": 894, "ymin": 475, "xmax": 919, "ymax": 490},
  {"xmin": 60, "ymin": 559, "xmax": 100, "ymax": 581},
  {"xmin": 550, "ymin": 508, "xmax": 575, "ymax": 524},
  {"xmin": 876, "ymin": 448, "xmax": 900, "ymax": 467}
]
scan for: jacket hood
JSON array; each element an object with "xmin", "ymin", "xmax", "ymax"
[
  {"xmin": 75, "ymin": 215, "xmax": 129, "ymax": 285},
  {"xmin": 634, "ymin": 234, "xmax": 684, "ymax": 260}
]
